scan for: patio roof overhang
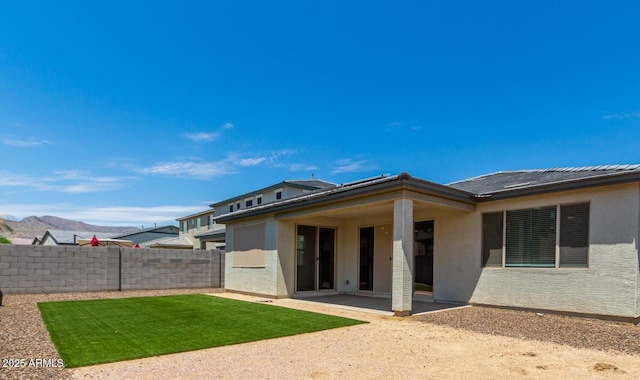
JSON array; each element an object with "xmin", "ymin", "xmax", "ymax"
[
  {"xmin": 195, "ymin": 228, "xmax": 226, "ymax": 242},
  {"xmin": 216, "ymin": 173, "xmax": 477, "ymax": 224}
]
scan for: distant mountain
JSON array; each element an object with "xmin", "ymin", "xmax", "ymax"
[{"xmin": 0, "ymin": 215, "xmax": 140, "ymax": 240}]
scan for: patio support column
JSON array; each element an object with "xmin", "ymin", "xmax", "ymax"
[{"xmin": 392, "ymin": 198, "xmax": 413, "ymax": 316}]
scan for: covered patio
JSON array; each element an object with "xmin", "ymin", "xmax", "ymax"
[{"xmin": 292, "ymin": 294, "xmax": 468, "ymax": 316}]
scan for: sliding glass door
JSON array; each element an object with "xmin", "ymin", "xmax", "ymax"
[{"xmin": 296, "ymin": 225, "xmax": 335, "ymax": 292}]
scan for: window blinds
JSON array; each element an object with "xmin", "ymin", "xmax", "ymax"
[{"xmin": 505, "ymin": 206, "xmax": 557, "ymax": 267}]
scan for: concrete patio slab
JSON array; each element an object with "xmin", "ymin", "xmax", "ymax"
[{"xmin": 290, "ymin": 294, "xmax": 468, "ymax": 315}]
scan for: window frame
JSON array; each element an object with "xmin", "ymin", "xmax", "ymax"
[{"xmin": 481, "ymin": 202, "xmax": 590, "ymax": 269}]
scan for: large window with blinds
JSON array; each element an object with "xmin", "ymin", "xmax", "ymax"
[
  {"xmin": 506, "ymin": 206, "xmax": 557, "ymax": 267},
  {"xmin": 481, "ymin": 203, "xmax": 589, "ymax": 268}
]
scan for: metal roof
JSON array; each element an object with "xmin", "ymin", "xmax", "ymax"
[
  {"xmin": 209, "ymin": 178, "xmax": 337, "ymax": 208},
  {"xmin": 447, "ymin": 165, "xmax": 640, "ymax": 196},
  {"xmin": 214, "ymin": 164, "xmax": 640, "ymax": 223},
  {"xmin": 195, "ymin": 228, "xmax": 226, "ymax": 239},
  {"xmin": 140, "ymin": 235, "xmax": 194, "ymax": 248},
  {"xmin": 215, "ymin": 173, "xmax": 474, "ymax": 223},
  {"xmin": 109, "ymin": 225, "xmax": 178, "ymax": 239},
  {"xmin": 176, "ymin": 209, "xmax": 215, "ymax": 221},
  {"xmin": 41, "ymin": 230, "xmax": 114, "ymax": 245}
]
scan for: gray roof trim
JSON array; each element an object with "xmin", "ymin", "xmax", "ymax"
[
  {"xmin": 215, "ymin": 173, "xmax": 475, "ymax": 223},
  {"xmin": 209, "ymin": 179, "xmax": 336, "ymax": 208},
  {"xmin": 110, "ymin": 225, "xmax": 178, "ymax": 239},
  {"xmin": 471, "ymin": 169, "xmax": 640, "ymax": 201},
  {"xmin": 212, "ymin": 164, "xmax": 640, "ymax": 223},
  {"xmin": 141, "ymin": 235, "xmax": 193, "ymax": 248},
  {"xmin": 41, "ymin": 230, "xmax": 114, "ymax": 245},
  {"xmin": 195, "ymin": 228, "xmax": 226, "ymax": 239},
  {"xmin": 176, "ymin": 209, "xmax": 215, "ymax": 221}
]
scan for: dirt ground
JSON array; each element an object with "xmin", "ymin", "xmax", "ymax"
[{"xmin": 67, "ymin": 292, "xmax": 640, "ymax": 380}]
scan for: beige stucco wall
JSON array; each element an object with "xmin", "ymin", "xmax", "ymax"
[
  {"xmin": 224, "ymin": 218, "xmax": 280, "ymax": 296},
  {"xmin": 435, "ymin": 183, "xmax": 640, "ymax": 318},
  {"xmin": 273, "ymin": 217, "xmax": 346, "ymax": 297},
  {"xmin": 178, "ymin": 212, "xmax": 221, "ymax": 249},
  {"xmin": 223, "ymin": 182, "xmax": 640, "ymax": 318}
]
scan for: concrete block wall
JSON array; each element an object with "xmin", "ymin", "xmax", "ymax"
[
  {"xmin": 121, "ymin": 249, "xmax": 211, "ymax": 290},
  {"xmin": 0, "ymin": 245, "xmax": 111, "ymax": 294},
  {"xmin": 0, "ymin": 245, "xmax": 225, "ymax": 294}
]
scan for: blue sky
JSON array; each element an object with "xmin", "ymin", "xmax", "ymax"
[{"xmin": 1, "ymin": 1, "xmax": 639, "ymax": 227}]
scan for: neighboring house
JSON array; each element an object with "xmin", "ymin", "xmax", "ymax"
[
  {"xmin": 177, "ymin": 209, "xmax": 218, "ymax": 250},
  {"xmin": 37, "ymin": 230, "xmax": 114, "ymax": 246},
  {"xmin": 109, "ymin": 225, "xmax": 179, "ymax": 245},
  {"xmin": 177, "ymin": 178, "xmax": 336, "ymax": 250},
  {"xmin": 34, "ymin": 226, "xmax": 180, "ymax": 248},
  {"xmin": 216, "ymin": 165, "xmax": 640, "ymax": 321},
  {"xmin": 138, "ymin": 235, "xmax": 194, "ymax": 249}
]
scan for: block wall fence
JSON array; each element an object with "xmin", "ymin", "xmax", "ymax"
[{"xmin": 0, "ymin": 245, "xmax": 225, "ymax": 294}]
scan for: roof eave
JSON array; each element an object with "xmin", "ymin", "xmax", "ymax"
[
  {"xmin": 474, "ymin": 171, "xmax": 640, "ymax": 201},
  {"xmin": 208, "ymin": 180, "xmax": 336, "ymax": 208},
  {"xmin": 216, "ymin": 174, "xmax": 476, "ymax": 223},
  {"xmin": 176, "ymin": 209, "xmax": 215, "ymax": 221}
]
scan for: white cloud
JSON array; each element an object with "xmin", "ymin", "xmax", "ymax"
[
  {"xmin": 331, "ymin": 159, "xmax": 373, "ymax": 174},
  {"xmin": 2, "ymin": 138, "xmax": 50, "ymax": 147},
  {"xmin": 140, "ymin": 161, "xmax": 232, "ymax": 178},
  {"xmin": 386, "ymin": 122, "xmax": 423, "ymax": 132},
  {"xmin": 0, "ymin": 203, "xmax": 205, "ymax": 227},
  {"xmin": 238, "ymin": 157, "xmax": 266, "ymax": 166},
  {"xmin": 184, "ymin": 132, "xmax": 221, "ymax": 142},
  {"xmin": 222, "ymin": 122, "xmax": 235, "ymax": 129},
  {"xmin": 139, "ymin": 150, "xmax": 298, "ymax": 179},
  {"xmin": 0, "ymin": 171, "xmax": 131, "ymax": 193},
  {"xmin": 602, "ymin": 111, "xmax": 640, "ymax": 120},
  {"xmin": 288, "ymin": 163, "xmax": 320, "ymax": 172}
]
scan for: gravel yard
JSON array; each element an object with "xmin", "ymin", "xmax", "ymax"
[
  {"xmin": 411, "ymin": 305, "xmax": 640, "ymax": 355},
  {"xmin": 1, "ymin": 289, "xmax": 639, "ymax": 379},
  {"xmin": 0, "ymin": 288, "xmax": 221, "ymax": 380}
]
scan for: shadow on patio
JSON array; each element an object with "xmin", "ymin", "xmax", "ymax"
[{"xmin": 292, "ymin": 294, "xmax": 467, "ymax": 316}]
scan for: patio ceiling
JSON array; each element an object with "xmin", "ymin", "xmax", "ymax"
[{"xmin": 274, "ymin": 189, "xmax": 475, "ymax": 221}]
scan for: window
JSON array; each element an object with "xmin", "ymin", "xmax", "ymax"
[
  {"xmin": 196, "ymin": 217, "xmax": 201, "ymax": 232},
  {"xmin": 482, "ymin": 212, "xmax": 503, "ymax": 267},
  {"xmin": 481, "ymin": 203, "xmax": 589, "ymax": 268},
  {"xmin": 506, "ymin": 206, "xmax": 556, "ymax": 267},
  {"xmin": 257, "ymin": 195, "xmax": 263, "ymax": 205},
  {"xmin": 182, "ymin": 221, "xmax": 187, "ymax": 233},
  {"xmin": 236, "ymin": 202, "xmax": 241, "ymax": 210},
  {"xmin": 232, "ymin": 223, "xmax": 266, "ymax": 268},
  {"xmin": 245, "ymin": 198, "xmax": 253, "ymax": 207},
  {"xmin": 559, "ymin": 203, "xmax": 589, "ymax": 268},
  {"xmin": 275, "ymin": 189, "xmax": 282, "ymax": 200},
  {"xmin": 229, "ymin": 204, "xmax": 234, "ymax": 213}
]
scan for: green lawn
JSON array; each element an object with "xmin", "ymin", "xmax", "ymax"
[{"xmin": 38, "ymin": 294, "xmax": 366, "ymax": 368}]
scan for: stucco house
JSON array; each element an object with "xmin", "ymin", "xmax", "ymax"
[
  {"xmin": 35, "ymin": 226, "xmax": 181, "ymax": 248},
  {"xmin": 216, "ymin": 165, "xmax": 640, "ymax": 321},
  {"xmin": 36, "ymin": 230, "xmax": 114, "ymax": 246},
  {"xmin": 177, "ymin": 178, "xmax": 336, "ymax": 250},
  {"xmin": 109, "ymin": 225, "xmax": 179, "ymax": 246}
]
